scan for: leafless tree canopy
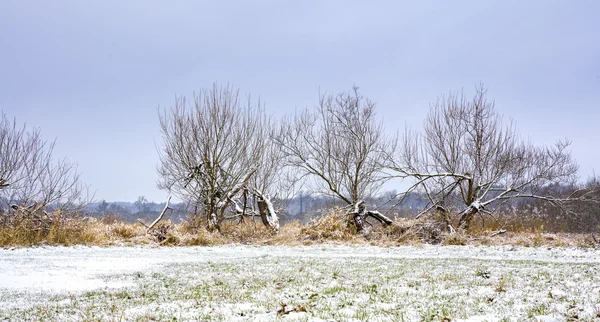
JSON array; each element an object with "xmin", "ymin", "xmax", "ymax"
[
  {"xmin": 391, "ymin": 85, "xmax": 583, "ymax": 230},
  {"xmin": 157, "ymin": 84, "xmax": 282, "ymax": 231},
  {"xmin": 0, "ymin": 112, "xmax": 88, "ymax": 227},
  {"xmin": 0, "ymin": 113, "xmax": 33, "ymax": 192},
  {"xmin": 276, "ymin": 87, "xmax": 394, "ymax": 232}
]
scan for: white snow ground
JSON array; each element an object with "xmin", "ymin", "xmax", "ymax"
[{"xmin": 1, "ymin": 245, "xmax": 599, "ymax": 321}]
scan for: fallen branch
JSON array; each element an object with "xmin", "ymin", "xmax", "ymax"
[
  {"xmin": 138, "ymin": 195, "xmax": 172, "ymax": 231},
  {"xmin": 365, "ymin": 210, "xmax": 393, "ymax": 225},
  {"xmin": 490, "ymin": 229, "xmax": 507, "ymax": 237}
]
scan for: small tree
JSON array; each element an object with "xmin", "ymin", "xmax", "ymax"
[
  {"xmin": 391, "ymin": 85, "xmax": 589, "ymax": 231},
  {"xmin": 0, "ymin": 112, "xmax": 88, "ymax": 229},
  {"xmin": 157, "ymin": 84, "xmax": 282, "ymax": 232},
  {"xmin": 134, "ymin": 196, "xmax": 150, "ymax": 214},
  {"xmin": 0, "ymin": 114, "xmax": 30, "ymax": 192},
  {"xmin": 276, "ymin": 86, "xmax": 394, "ymax": 233}
]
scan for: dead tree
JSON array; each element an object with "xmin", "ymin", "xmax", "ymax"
[
  {"xmin": 138, "ymin": 195, "xmax": 173, "ymax": 230},
  {"xmin": 0, "ymin": 112, "xmax": 88, "ymax": 224},
  {"xmin": 276, "ymin": 86, "xmax": 395, "ymax": 233},
  {"xmin": 157, "ymin": 84, "xmax": 284, "ymax": 232},
  {"xmin": 389, "ymin": 84, "xmax": 593, "ymax": 231}
]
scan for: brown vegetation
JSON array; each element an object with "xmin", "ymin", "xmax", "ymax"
[{"xmin": 1, "ymin": 208, "xmax": 598, "ymax": 248}]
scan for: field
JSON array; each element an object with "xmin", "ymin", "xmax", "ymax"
[{"xmin": 1, "ymin": 245, "xmax": 599, "ymax": 321}]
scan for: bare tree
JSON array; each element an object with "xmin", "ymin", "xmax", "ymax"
[
  {"xmin": 134, "ymin": 196, "xmax": 150, "ymax": 214},
  {"xmin": 0, "ymin": 112, "xmax": 88, "ymax": 229},
  {"xmin": 390, "ymin": 85, "xmax": 590, "ymax": 231},
  {"xmin": 0, "ymin": 113, "xmax": 40, "ymax": 193},
  {"xmin": 157, "ymin": 84, "xmax": 282, "ymax": 232},
  {"xmin": 276, "ymin": 86, "xmax": 394, "ymax": 233}
]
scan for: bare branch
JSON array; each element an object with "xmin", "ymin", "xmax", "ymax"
[
  {"xmin": 156, "ymin": 84, "xmax": 286, "ymax": 232},
  {"xmin": 1, "ymin": 112, "xmax": 88, "ymax": 219},
  {"xmin": 391, "ymin": 84, "xmax": 582, "ymax": 230},
  {"xmin": 145, "ymin": 195, "xmax": 172, "ymax": 231},
  {"xmin": 276, "ymin": 86, "xmax": 394, "ymax": 207}
]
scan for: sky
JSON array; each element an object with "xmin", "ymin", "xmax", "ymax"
[{"xmin": 1, "ymin": 1, "xmax": 599, "ymax": 202}]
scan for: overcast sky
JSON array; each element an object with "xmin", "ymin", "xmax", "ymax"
[{"xmin": 1, "ymin": 1, "xmax": 598, "ymax": 202}]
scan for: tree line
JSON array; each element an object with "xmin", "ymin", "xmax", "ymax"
[
  {"xmin": 1, "ymin": 83, "xmax": 598, "ymax": 235},
  {"xmin": 155, "ymin": 83, "xmax": 598, "ymax": 234}
]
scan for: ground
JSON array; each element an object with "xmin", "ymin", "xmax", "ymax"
[{"xmin": 1, "ymin": 245, "xmax": 599, "ymax": 321}]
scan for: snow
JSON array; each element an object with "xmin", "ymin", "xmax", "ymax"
[
  {"xmin": 533, "ymin": 316, "xmax": 559, "ymax": 322},
  {"xmin": 549, "ymin": 289, "xmax": 567, "ymax": 299},
  {"xmin": 1, "ymin": 244, "xmax": 600, "ymax": 321},
  {"xmin": 1, "ymin": 244, "xmax": 595, "ymax": 293},
  {"xmin": 456, "ymin": 315, "xmax": 500, "ymax": 322}
]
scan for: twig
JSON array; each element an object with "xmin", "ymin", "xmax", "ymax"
[{"xmin": 490, "ymin": 229, "xmax": 507, "ymax": 237}]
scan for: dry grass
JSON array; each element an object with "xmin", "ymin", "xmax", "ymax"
[
  {"xmin": 1, "ymin": 208, "xmax": 598, "ymax": 248},
  {"xmin": 0, "ymin": 212, "xmax": 104, "ymax": 247},
  {"xmin": 300, "ymin": 210, "xmax": 359, "ymax": 243}
]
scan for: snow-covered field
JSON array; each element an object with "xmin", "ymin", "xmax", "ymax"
[{"xmin": 1, "ymin": 245, "xmax": 599, "ymax": 321}]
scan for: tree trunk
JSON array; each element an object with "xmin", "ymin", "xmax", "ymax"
[
  {"xmin": 457, "ymin": 201, "xmax": 482, "ymax": 230},
  {"xmin": 346, "ymin": 201, "xmax": 393, "ymax": 234},
  {"xmin": 347, "ymin": 201, "xmax": 367, "ymax": 233},
  {"xmin": 255, "ymin": 191, "xmax": 280, "ymax": 232},
  {"xmin": 434, "ymin": 206, "xmax": 455, "ymax": 233},
  {"xmin": 209, "ymin": 212, "xmax": 220, "ymax": 232}
]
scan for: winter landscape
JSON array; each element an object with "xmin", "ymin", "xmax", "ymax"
[
  {"xmin": 1, "ymin": 245, "xmax": 599, "ymax": 321},
  {"xmin": 2, "ymin": 2, "xmax": 600, "ymax": 322}
]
